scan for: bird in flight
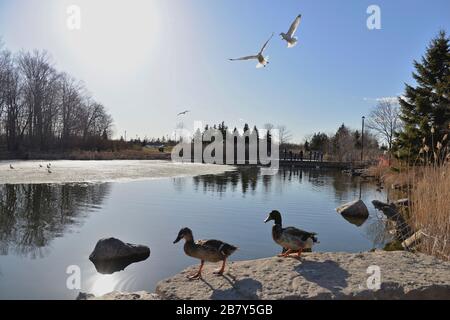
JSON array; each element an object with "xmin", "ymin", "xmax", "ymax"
[
  {"xmin": 280, "ymin": 14, "xmax": 302, "ymax": 48},
  {"xmin": 177, "ymin": 110, "xmax": 190, "ymax": 116},
  {"xmin": 229, "ymin": 33, "xmax": 274, "ymax": 68}
]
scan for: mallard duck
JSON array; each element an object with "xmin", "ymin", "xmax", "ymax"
[
  {"xmin": 173, "ymin": 227, "xmax": 237, "ymax": 280},
  {"xmin": 264, "ymin": 210, "xmax": 318, "ymax": 258}
]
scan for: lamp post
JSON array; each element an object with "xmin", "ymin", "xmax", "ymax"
[{"xmin": 361, "ymin": 116, "xmax": 365, "ymax": 162}]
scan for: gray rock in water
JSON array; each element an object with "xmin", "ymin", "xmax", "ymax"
[
  {"xmin": 336, "ymin": 199, "xmax": 369, "ymax": 218},
  {"xmin": 89, "ymin": 237, "xmax": 150, "ymax": 262}
]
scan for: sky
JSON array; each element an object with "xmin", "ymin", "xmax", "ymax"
[{"xmin": 0, "ymin": 0, "xmax": 449, "ymax": 142}]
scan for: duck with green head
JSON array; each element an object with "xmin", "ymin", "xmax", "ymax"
[
  {"xmin": 264, "ymin": 210, "xmax": 318, "ymax": 258},
  {"xmin": 173, "ymin": 227, "xmax": 238, "ymax": 280}
]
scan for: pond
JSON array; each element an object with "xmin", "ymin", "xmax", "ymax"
[{"xmin": 0, "ymin": 166, "xmax": 391, "ymax": 299}]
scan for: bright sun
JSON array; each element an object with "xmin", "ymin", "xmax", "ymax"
[{"xmin": 58, "ymin": 0, "xmax": 160, "ymax": 74}]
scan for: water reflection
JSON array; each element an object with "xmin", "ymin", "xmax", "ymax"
[
  {"xmin": 0, "ymin": 166, "xmax": 397, "ymax": 299},
  {"xmin": 193, "ymin": 166, "xmax": 375, "ymax": 200},
  {"xmin": 192, "ymin": 167, "xmax": 393, "ymax": 248},
  {"xmin": 0, "ymin": 183, "xmax": 111, "ymax": 258},
  {"xmin": 90, "ymin": 256, "xmax": 149, "ymax": 274}
]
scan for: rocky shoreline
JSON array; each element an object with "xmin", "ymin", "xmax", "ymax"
[{"xmin": 78, "ymin": 251, "xmax": 450, "ymax": 300}]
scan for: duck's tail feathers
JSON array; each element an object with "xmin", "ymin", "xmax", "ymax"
[{"xmin": 221, "ymin": 244, "xmax": 238, "ymax": 257}]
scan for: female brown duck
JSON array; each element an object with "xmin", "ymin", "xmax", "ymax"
[{"xmin": 173, "ymin": 228, "xmax": 238, "ymax": 279}]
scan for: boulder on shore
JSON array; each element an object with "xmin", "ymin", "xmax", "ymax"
[
  {"xmin": 89, "ymin": 237, "xmax": 150, "ymax": 263},
  {"xmin": 336, "ymin": 200, "xmax": 369, "ymax": 218}
]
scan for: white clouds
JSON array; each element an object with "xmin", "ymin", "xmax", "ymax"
[
  {"xmin": 363, "ymin": 96, "xmax": 401, "ymax": 104},
  {"xmin": 376, "ymin": 96, "xmax": 400, "ymax": 104}
]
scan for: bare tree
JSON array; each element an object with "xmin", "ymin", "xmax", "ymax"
[
  {"xmin": 0, "ymin": 43, "xmax": 114, "ymax": 153},
  {"xmin": 277, "ymin": 124, "xmax": 292, "ymax": 145},
  {"xmin": 366, "ymin": 99, "xmax": 402, "ymax": 151}
]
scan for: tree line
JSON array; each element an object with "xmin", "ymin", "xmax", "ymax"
[{"xmin": 0, "ymin": 42, "xmax": 113, "ymax": 154}]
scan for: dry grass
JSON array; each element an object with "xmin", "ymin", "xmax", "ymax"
[
  {"xmin": 370, "ymin": 131, "xmax": 450, "ymax": 260},
  {"xmin": 408, "ymin": 164, "xmax": 450, "ymax": 260}
]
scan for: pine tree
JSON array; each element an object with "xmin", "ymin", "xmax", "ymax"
[{"xmin": 396, "ymin": 31, "xmax": 450, "ymax": 158}]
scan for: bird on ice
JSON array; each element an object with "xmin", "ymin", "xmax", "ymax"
[
  {"xmin": 9, "ymin": 164, "xmax": 14, "ymax": 169},
  {"xmin": 280, "ymin": 14, "xmax": 302, "ymax": 48},
  {"xmin": 177, "ymin": 110, "xmax": 190, "ymax": 116},
  {"xmin": 229, "ymin": 33, "xmax": 274, "ymax": 68},
  {"xmin": 47, "ymin": 163, "xmax": 51, "ymax": 169}
]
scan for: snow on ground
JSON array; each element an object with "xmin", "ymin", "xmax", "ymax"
[{"xmin": 0, "ymin": 160, "xmax": 235, "ymax": 184}]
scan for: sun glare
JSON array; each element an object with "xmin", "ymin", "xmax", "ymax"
[{"xmin": 58, "ymin": 0, "xmax": 160, "ymax": 74}]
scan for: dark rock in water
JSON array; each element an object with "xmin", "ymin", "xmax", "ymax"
[
  {"xmin": 341, "ymin": 214, "xmax": 368, "ymax": 227},
  {"xmin": 371, "ymin": 200, "xmax": 413, "ymax": 241},
  {"xmin": 372, "ymin": 200, "xmax": 398, "ymax": 219},
  {"xmin": 336, "ymin": 199, "xmax": 369, "ymax": 218},
  {"xmin": 76, "ymin": 292, "xmax": 95, "ymax": 300},
  {"xmin": 91, "ymin": 255, "xmax": 149, "ymax": 274},
  {"xmin": 89, "ymin": 238, "xmax": 150, "ymax": 274}
]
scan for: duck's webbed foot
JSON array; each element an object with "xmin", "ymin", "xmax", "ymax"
[
  {"xmin": 187, "ymin": 260, "xmax": 204, "ymax": 280},
  {"xmin": 187, "ymin": 273, "xmax": 202, "ymax": 280},
  {"xmin": 277, "ymin": 249, "xmax": 293, "ymax": 257}
]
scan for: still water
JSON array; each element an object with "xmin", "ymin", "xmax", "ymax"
[{"xmin": 0, "ymin": 167, "xmax": 390, "ymax": 299}]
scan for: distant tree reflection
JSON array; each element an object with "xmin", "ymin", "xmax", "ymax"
[{"xmin": 0, "ymin": 183, "xmax": 111, "ymax": 258}]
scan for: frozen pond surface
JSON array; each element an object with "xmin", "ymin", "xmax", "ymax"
[{"xmin": 0, "ymin": 160, "xmax": 234, "ymax": 184}]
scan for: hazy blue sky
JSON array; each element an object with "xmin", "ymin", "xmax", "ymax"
[{"xmin": 0, "ymin": 0, "xmax": 449, "ymax": 141}]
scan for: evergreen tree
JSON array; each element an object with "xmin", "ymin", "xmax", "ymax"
[{"xmin": 396, "ymin": 31, "xmax": 450, "ymax": 158}]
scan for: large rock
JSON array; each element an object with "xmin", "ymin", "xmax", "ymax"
[
  {"xmin": 155, "ymin": 251, "xmax": 450, "ymax": 300},
  {"xmin": 89, "ymin": 238, "xmax": 150, "ymax": 263},
  {"xmin": 336, "ymin": 200, "xmax": 369, "ymax": 218}
]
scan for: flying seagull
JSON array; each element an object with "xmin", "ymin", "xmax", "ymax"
[
  {"xmin": 280, "ymin": 14, "xmax": 302, "ymax": 48},
  {"xmin": 177, "ymin": 110, "xmax": 190, "ymax": 116},
  {"xmin": 229, "ymin": 33, "xmax": 274, "ymax": 68}
]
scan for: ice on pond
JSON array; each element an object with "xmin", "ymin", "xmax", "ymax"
[{"xmin": 0, "ymin": 160, "xmax": 235, "ymax": 184}]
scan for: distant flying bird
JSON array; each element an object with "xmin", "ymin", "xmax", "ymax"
[
  {"xmin": 280, "ymin": 14, "xmax": 302, "ymax": 48},
  {"xmin": 177, "ymin": 110, "xmax": 190, "ymax": 116},
  {"xmin": 229, "ymin": 33, "xmax": 274, "ymax": 68},
  {"xmin": 10, "ymin": 164, "xmax": 14, "ymax": 169}
]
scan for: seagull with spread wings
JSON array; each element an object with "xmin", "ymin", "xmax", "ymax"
[
  {"xmin": 280, "ymin": 14, "xmax": 302, "ymax": 48},
  {"xmin": 177, "ymin": 110, "xmax": 190, "ymax": 116},
  {"xmin": 229, "ymin": 33, "xmax": 274, "ymax": 68}
]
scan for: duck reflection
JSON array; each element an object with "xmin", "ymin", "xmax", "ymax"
[{"xmin": 0, "ymin": 183, "xmax": 111, "ymax": 258}]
